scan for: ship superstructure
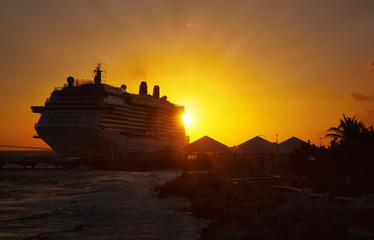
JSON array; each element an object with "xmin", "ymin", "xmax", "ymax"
[{"xmin": 31, "ymin": 64, "xmax": 188, "ymax": 157}]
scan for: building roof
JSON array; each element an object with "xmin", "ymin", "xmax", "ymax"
[
  {"xmin": 234, "ymin": 136, "xmax": 276, "ymax": 154},
  {"xmin": 183, "ymin": 136, "xmax": 230, "ymax": 153},
  {"xmin": 278, "ymin": 137, "xmax": 305, "ymax": 153}
]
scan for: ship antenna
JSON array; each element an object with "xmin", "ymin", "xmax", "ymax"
[{"xmin": 93, "ymin": 63, "xmax": 105, "ymax": 84}]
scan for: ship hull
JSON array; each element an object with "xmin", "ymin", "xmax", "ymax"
[{"xmin": 35, "ymin": 126, "xmax": 163, "ymax": 157}]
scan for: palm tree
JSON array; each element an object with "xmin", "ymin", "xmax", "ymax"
[
  {"xmin": 362, "ymin": 125, "xmax": 374, "ymax": 148},
  {"xmin": 326, "ymin": 114, "xmax": 366, "ymax": 149}
]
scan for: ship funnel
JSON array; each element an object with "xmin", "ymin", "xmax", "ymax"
[
  {"xmin": 153, "ymin": 85, "xmax": 160, "ymax": 98},
  {"xmin": 139, "ymin": 81, "xmax": 148, "ymax": 95},
  {"xmin": 67, "ymin": 76, "xmax": 74, "ymax": 87}
]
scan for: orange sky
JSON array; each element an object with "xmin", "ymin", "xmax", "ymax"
[{"xmin": 1, "ymin": 0, "xmax": 374, "ymax": 148}]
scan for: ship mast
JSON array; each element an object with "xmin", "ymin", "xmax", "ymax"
[{"xmin": 93, "ymin": 64, "xmax": 103, "ymax": 84}]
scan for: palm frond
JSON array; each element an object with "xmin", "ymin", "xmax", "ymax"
[{"xmin": 326, "ymin": 133, "xmax": 343, "ymax": 138}]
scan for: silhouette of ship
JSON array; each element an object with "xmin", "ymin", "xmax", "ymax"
[{"xmin": 31, "ymin": 64, "xmax": 188, "ymax": 158}]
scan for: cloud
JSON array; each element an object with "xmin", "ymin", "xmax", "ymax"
[
  {"xmin": 363, "ymin": 109, "xmax": 374, "ymax": 116},
  {"xmin": 130, "ymin": 69, "xmax": 147, "ymax": 80},
  {"xmin": 186, "ymin": 22, "xmax": 200, "ymax": 28},
  {"xmin": 366, "ymin": 59, "xmax": 374, "ymax": 71},
  {"xmin": 349, "ymin": 92, "xmax": 373, "ymax": 102}
]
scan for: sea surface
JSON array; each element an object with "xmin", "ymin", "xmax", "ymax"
[{"xmin": 0, "ymin": 169, "xmax": 208, "ymax": 240}]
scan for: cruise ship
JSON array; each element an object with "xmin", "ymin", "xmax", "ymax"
[{"xmin": 31, "ymin": 64, "xmax": 189, "ymax": 158}]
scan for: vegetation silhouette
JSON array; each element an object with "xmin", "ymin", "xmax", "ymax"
[
  {"xmin": 289, "ymin": 114, "xmax": 374, "ymax": 196},
  {"xmin": 326, "ymin": 114, "xmax": 365, "ymax": 139},
  {"xmin": 326, "ymin": 114, "xmax": 368, "ymax": 151}
]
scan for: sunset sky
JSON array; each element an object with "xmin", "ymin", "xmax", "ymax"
[{"xmin": 1, "ymin": 0, "xmax": 374, "ymax": 148}]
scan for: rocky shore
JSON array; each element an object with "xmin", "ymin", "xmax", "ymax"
[{"xmin": 154, "ymin": 172, "xmax": 371, "ymax": 240}]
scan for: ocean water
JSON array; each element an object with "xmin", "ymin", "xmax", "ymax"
[{"xmin": 0, "ymin": 170, "xmax": 208, "ymax": 240}]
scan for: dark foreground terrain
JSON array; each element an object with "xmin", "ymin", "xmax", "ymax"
[{"xmin": 155, "ymin": 172, "xmax": 374, "ymax": 240}]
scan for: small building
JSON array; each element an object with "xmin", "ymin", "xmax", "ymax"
[
  {"xmin": 233, "ymin": 136, "xmax": 277, "ymax": 171},
  {"xmin": 279, "ymin": 136, "xmax": 305, "ymax": 154},
  {"xmin": 276, "ymin": 136, "xmax": 306, "ymax": 172},
  {"xmin": 182, "ymin": 136, "xmax": 231, "ymax": 170},
  {"xmin": 184, "ymin": 135, "xmax": 230, "ymax": 159}
]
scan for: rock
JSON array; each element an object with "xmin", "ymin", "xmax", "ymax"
[
  {"xmin": 275, "ymin": 212, "xmax": 298, "ymax": 235},
  {"xmin": 228, "ymin": 188, "xmax": 250, "ymax": 208},
  {"xmin": 23, "ymin": 235, "xmax": 50, "ymax": 240},
  {"xmin": 327, "ymin": 203, "xmax": 348, "ymax": 217},
  {"xmin": 69, "ymin": 224, "xmax": 91, "ymax": 232},
  {"xmin": 201, "ymin": 222, "xmax": 234, "ymax": 240},
  {"xmin": 229, "ymin": 219, "xmax": 247, "ymax": 231},
  {"xmin": 273, "ymin": 191, "xmax": 318, "ymax": 222},
  {"xmin": 190, "ymin": 196, "xmax": 226, "ymax": 219},
  {"xmin": 224, "ymin": 207, "xmax": 239, "ymax": 220},
  {"xmin": 331, "ymin": 216, "xmax": 350, "ymax": 239},
  {"xmin": 253, "ymin": 187, "xmax": 285, "ymax": 202},
  {"xmin": 155, "ymin": 172, "xmax": 351, "ymax": 240},
  {"xmin": 255, "ymin": 199, "xmax": 283, "ymax": 215},
  {"xmin": 210, "ymin": 199, "xmax": 227, "ymax": 215},
  {"xmin": 236, "ymin": 201, "xmax": 258, "ymax": 223},
  {"xmin": 296, "ymin": 213, "xmax": 335, "ymax": 240},
  {"xmin": 264, "ymin": 199, "xmax": 283, "ymax": 209},
  {"xmin": 219, "ymin": 180, "xmax": 241, "ymax": 200},
  {"xmin": 294, "ymin": 213, "xmax": 348, "ymax": 240},
  {"xmin": 317, "ymin": 190, "xmax": 334, "ymax": 210},
  {"xmin": 348, "ymin": 226, "xmax": 374, "ymax": 240},
  {"xmin": 235, "ymin": 227, "xmax": 276, "ymax": 240},
  {"xmin": 204, "ymin": 172, "xmax": 222, "ymax": 190},
  {"xmin": 254, "ymin": 209, "xmax": 277, "ymax": 228}
]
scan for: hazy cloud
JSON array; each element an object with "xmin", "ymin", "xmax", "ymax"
[
  {"xmin": 366, "ymin": 59, "xmax": 374, "ymax": 71},
  {"xmin": 364, "ymin": 109, "xmax": 374, "ymax": 115},
  {"xmin": 130, "ymin": 69, "xmax": 147, "ymax": 80},
  {"xmin": 349, "ymin": 92, "xmax": 373, "ymax": 102},
  {"xmin": 186, "ymin": 22, "xmax": 200, "ymax": 28}
]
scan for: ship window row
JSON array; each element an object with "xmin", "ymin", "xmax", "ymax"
[
  {"xmin": 98, "ymin": 124, "xmax": 147, "ymax": 132},
  {"xmin": 99, "ymin": 119, "xmax": 146, "ymax": 125},
  {"xmin": 111, "ymin": 106, "xmax": 181, "ymax": 119},
  {"xmin": 100, "ymin": 119, "xmax": 148, "ymax": 127},
  {"xmin": 112, "ymin": 108, "xmax": 148, "ymax": 116},
  {"xmin": 101, "ymin": 115, "xmax": 148, "ymax": 123},
  {"xmin": 40, "ymin": 120, "xmax": 95, "ymax": 124},
  {"xmin": 114, "ymin": 108, "xmax": 148, "ymax": 116},
  {"xmin": 43, "ymin": 111, "xmax": 97, "ymax": 115},
  {"xmin": 108, "ymin": 111, "xmax": 147, "ymax": 119},
  {"xmin": 103, "ymin": 109, "xmax": 148, "ymax": 119},
  {"xmin": 99, "ymin": 121, "xmax": 147, "ymax": 129},
  {"xmin": 51, "ymin": 97, "xmax": 103, "ymax": 101},
  {"xmin": 41, "ymin": 115, "xmax": 96, "ymax": 120},
  {"xmin": 51, "ymin": 101, "xmax": 101, "ymax": 105},
  {"xmin": 100, "ymin": 116, "xmax": 144, "ymax": 124},
  {"xmin": 113, "ymin": 105, "xmax": 151, "ymax": 114}
]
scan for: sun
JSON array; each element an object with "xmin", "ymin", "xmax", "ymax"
[{"xmin": 182, "ymin": 113, "xmax": 191, "ymax": 126}]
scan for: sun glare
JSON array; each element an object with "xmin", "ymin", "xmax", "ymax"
[{"xmin": 182, "ymin": 113, "xmax": 191, "ymax": 126}]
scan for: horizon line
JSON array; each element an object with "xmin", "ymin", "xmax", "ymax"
[{"xmin": 0, "ymin": 145, "xmax": 51, "ymax": 150}]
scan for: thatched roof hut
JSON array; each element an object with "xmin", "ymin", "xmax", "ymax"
[
  {"xmin": 279, "ymin": 137, "xmax": 305, "ymax": 153},
  {"xmin": 183, "ymin": 136, "xmax": 230, "ymax": 153},
  {"xmin": 233, "ymin": 136, "xmax": 276, "ymax": 154}
]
